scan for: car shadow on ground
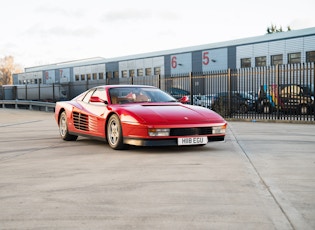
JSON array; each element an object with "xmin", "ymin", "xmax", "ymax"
[
  {"xmin": 123, "ymin": 144, "xmax": 224, "ymax": 154},
  {"xmin": 74, "ymin": 138, "xmax": 224, "ymax": 155}
]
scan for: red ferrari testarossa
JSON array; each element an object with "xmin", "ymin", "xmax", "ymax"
[{"xmin": 55, "ymin": 85, "xmax": 227, "ymax": 150}]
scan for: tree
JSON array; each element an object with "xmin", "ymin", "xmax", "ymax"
[
  {"xmin": 267, "ymin": 24, "xmax": 291, "ymax": 34},
  {"xmin": 0, "ymin": 56, "xmax": 22, "ymax": 85}
]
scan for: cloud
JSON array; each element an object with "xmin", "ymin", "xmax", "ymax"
[
  {"xmin": 290, "ymin": 18, "xmax": 315, "ymax": 30},
  {"xmin": 102, "ymin": 9, "xmax": 152, "ymax": 22},
  {"xmin": 102, "ymin": 8, "xmax": 179, "ymax": 23},
  {"xmin": 35, "ymin": 4, "xmax": 85, "ymax": 19},
  {"xmin": 22, "ymin": 24, "xmax": 99, "ymax": 38}
]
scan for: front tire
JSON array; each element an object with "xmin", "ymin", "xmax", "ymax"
[
  {"xmin": 59, "ymin": 111, "xmax": 78, "ymax": 141},
  {"xmin": 239, "ymin": 104, "xmax": 248, "ymax": 113},
  {"xmin": 107, "ymin": 114, "xmax": 125, "ymax": 150}
]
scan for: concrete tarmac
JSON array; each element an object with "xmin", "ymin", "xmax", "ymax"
[{"xmin": 0, "ymin": 109, "xmax": 314, "ymax": 230}]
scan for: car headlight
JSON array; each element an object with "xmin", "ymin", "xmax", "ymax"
[
  {"xmin": 212, "ymin": 125, "xmax": 226, "ymax": 134},
  {"xmin": 148, "ymin": 128, "xmax": 170, "ymax": 136}
]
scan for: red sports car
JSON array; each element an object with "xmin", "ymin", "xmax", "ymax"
[{"xmin": 55, "ymin": 85, "xmax": 227, "ymax": 150}]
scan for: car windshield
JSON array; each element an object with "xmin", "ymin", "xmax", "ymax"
[{"xmin": 109, "ymin": 87, "xmax": 177, "ymax": 104}]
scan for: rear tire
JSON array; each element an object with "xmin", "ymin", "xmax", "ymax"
[
  {"xmin": 59, "ymin": 111, "xmax": 78, "ymax": 141},
  {"xmin": 107, "ymin": 114, "xmax": 125, "ymax": 150},
  {"xmin": 239, "ymin": 104, "xmax": 248, "ymax": 113}
]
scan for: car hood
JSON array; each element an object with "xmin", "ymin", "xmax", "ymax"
[{"xmin": 119, "ymin": 103, "xmax": 224, "ymax": 125}]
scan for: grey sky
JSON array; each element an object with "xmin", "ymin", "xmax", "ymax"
[{"xmin": 1, "ymin": 0, "xmax": 315, "ymax": 68}]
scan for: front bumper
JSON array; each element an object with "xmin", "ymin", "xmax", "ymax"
[{"xmin": 124, "ymin": 136, "xmax": 225, "ymax": 147}]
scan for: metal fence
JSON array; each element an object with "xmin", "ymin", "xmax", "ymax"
[{"xmin": 1, "ymin": 63, "xmax": 314, "ymax": 122}]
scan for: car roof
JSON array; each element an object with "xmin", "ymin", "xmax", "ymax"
[{"xmin": 99, "ymin": 85, "xmax": 156, "ymax": 90}]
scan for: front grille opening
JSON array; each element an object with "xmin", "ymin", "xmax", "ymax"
[{"xmin": 170, "ymin": 127, "xmax": 212, "ymax": 136}]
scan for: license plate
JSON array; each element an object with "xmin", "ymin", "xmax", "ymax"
[{"xmin": 178, "ymin": 136, "xmax": 208, "ymax": 146}]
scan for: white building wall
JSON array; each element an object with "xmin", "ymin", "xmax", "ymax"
[
  {"xmin": 136, "ymin": 59, "xmax": 144, "ymax": 68},
  {"xmin": 91, "ymin": 64, "xmax": 105, "ymax": 74},
  {"xmin": 170, "ymin": 53, "xmax": 192, "ymax": 74},
  {"xmin": 304, "ymin": 35, "xmax": 315, "ymax": 51},
  {"xmin": 18, "ymin": 71, "xmax": 43, "ymax": 84},
  {"xmin": 285, "ymin": 38, "xmax": 304, "ymax": 62},
  {"xmin": 153, "ymin": 57, "xmax": 164, "ymax": 75},
  {"xmin": 253, "ymin": 43, "xmax": 269, "ymax": 56},
  {"xmin": 59, "ymin": 68, "xmax": 70, "ymax": 83},
  {"xmin": 153, "ymin": 56, "xmax": 164, "ymax": 67},
  {"xmin": 285, "ymin": 38, "xmax": 303, "ymax": 53},
  {"xmin": 268, "ymin": 40, "xmax": 286, "ymax": 55},
  {"xmin": 119, "ymin": 56, "xmax": 164, "ymax": 77},
  {"xmin": 202, "ymin": 48, "xmax": 228, "ymax": 71},
  {"xmin": 45, "ymin": 70, "xmax": 55, "ymax": 84},
  {"xmin": 236, "ymin": 45, "xmax": 253, "ymax": 68},
  {"xmin": 236, "ymin": 35, "xmax": 315, "ymax": 68}
]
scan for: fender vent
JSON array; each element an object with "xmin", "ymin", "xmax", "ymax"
[{"xmin": 73, "ymin": 112, "xmax": 89, "ymax": 131}]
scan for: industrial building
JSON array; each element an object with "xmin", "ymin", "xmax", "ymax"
[{"xmin": 13, "ymin": 27, "xmax": 315, "ymax": 85}]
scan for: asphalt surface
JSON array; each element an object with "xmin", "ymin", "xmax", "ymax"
[{"xmin": 0, "ymin": 109, "xmax": 314, "ymax": 230}]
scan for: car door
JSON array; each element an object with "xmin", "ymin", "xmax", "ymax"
[
  {"xmin": 83, "ymin": 87, "xmax": 109, "ymax": 137},
  {"xmin": 74, "ymin": 88, "xmax": 107, "ymax": 138}
]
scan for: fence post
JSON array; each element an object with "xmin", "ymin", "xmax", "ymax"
[
  {"xmin": 25, "ymin": 84, "xmax": 28, "ymax": 100},
  {"xmin": 12, "ymin": 86, "xmax": 17, "ymax": 100},
  {"xmin": 189, "ymin": 72, "xmax": 193, "ymax": 105},
  {"xmin": 313, "ymin": 63, "xmax": 315, "ymax": 117},
  {"xmin": 276, "ymin": 64, "xmax": 280, "ymax": 119},
  {"xmin": 38, "ymin": 81, "xmax": 41, "ymax": 101},
  {"xmin": 227, "ymin": 68, "xmax": 231, "ymax": 117},
  {"xmin": 53, "ymin": 83, "xmax": 55, "ymax": 102}
]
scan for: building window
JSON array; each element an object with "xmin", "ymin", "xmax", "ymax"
[
  {"xmin": 35, "ymin": 79, "xmax": 42, "ymax": 84},
  {"xmin": 99, "ymin": 72, "xmax": 104, "ymax": 80},
  {"xmin": 87, "ymin": 74, "xmax": 91, "ymax": 80},
  {"xmin": 81, "ymin": 74, "xmax": 85, "ymax": 81},
  {"xmin": 75, "ymin": 75, "xmax": 80, "ymax": 81},
  {"xmin": 114, "ymin": 71, "xmax": 119, "ymax": 78},
  {"xmin": 137, "ymin": 69, "xmax": 143, "ymax": 76},
  {"xmin": 306, "ymin": 51, "xmax": 315, "ymax": 63},
  {"xmin": 154, "ymin": 67, "xmax": 161, "ymax": 75},
  {"xmin": 92, "ymin": 73, "xmax": 97, "ymax": 80},
  {"xmin": 145, "ymin": 68, "xmax": 152, "ymax": 76},
  {"xmin": 288, "ymin": 52, "xmax": 301, "ymax": 64},
  {"xmin": 106, "ymin": 72, "xmax": 112, "ymax": 79},
  {"xmin": 255, "ymin": 56, "xmax": 266, "ymax": 67},
  {"xmin": 271, "ymin": 54, "xmax": 283, "ymax": 65},
  {"xmin": 121, "ymin": 70, "xmax": 128, "ymax": 78},
  {"xmin": 129, "ymin": 69, "xmax": 135, "ymax": 77},
  {"xmin": 241, "ymin": 58, "xmax": 251, "ymax": 68}
]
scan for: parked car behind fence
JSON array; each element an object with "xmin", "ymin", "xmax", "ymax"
[
  {"xmin": 256, "ymin": 84, "xmax": 314, "ymax": 115},
  {"xmin": 211, "ymin": 92, "xmax": 250, "ymax": 116}
]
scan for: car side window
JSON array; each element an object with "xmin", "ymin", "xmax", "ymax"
[
  {"xmin": 82, "ymin": 89, "xmax": 95, "ymax": 103},
  {"xmin": 92, "ymin": 88, "xmax": 107, "ymax": 101}
]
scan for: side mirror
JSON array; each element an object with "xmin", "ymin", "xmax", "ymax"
[
  {"xmin": 90, "ymin": 96, "xmax": 107, "ymax": 104},
  {"xmin": 179, "ymin": 95, "xmax": 189, "ymax": 104}
]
